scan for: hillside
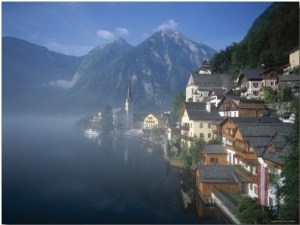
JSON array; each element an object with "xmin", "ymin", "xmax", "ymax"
[{"xmin": 210, "ymin": 2, "xmax": 299, "ymax": 78}]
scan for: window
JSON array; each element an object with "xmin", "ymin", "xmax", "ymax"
[
  {"xmin": 253, "ymin": 91, "xmax": 259, "ymax": 96},
  {"xmin": 210, "ymin": 158, "xmax": 218, "ymax": 164},
  {"xmin": 200, "ymin": 123, "xmax": 203, "ymax": 128},
  {"xmin": 208, "ymin": 133, "xmax": 211, "ymax": 138},
  {"xmin": 269, "ymin": 197, "xmax": 274, "ymax": 206},
  {"xmin": 271, "ymin": 81, "xmax": 276, "ymax": 86},
  {"xmin": 207, "ymin": 123, "xmax": 211, "ymax": 128},
  {"xmin": 253, "ymin": 83, "xmax": 259, "ymax": 88},
  {"xmin": 254, "ymin": 185, "xmax": 258, "ymax": 195}
]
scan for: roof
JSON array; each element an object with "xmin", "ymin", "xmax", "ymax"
[
  {"xmin": 259, "ymin": 67, "xmax": 279, "ymax": 75},
  {"xmin": 238, "ymin": 123, "xmax": 292, "ymax": 157},
  {"xmin": 260, "ymin": 130, "xmax": 293, "ymax": 165},
  {"xmin": 183, "ymin": 102, "xmax": 221, "ymax": 121},
  {"xmin": 196, "ymin": 165, "xmax": 238, "ymax": 183},
  {"xmin": 188, "ymin": 73, "xmax": 232, "ymax": 87},
  {"xmin": 203, "ymin": 145, "xmax": 227, "ymax": 154},
  {"xmin": 238, "ymin": 68, "xmax": 264, "ymax": 82},
  {"xmin": 216, "ymin": 95, "xmax": 266, "ymax": 110},
  {"xmin": 278, "ymin": 75, "xmax": 299, "ymax": 82},
  {"xmin": 281, "ymin": 112, "xmax": 294, "ymax": 118},
  {"xmin": 262, "ymin": 144, "xmax": 293, "ymax": 165}
]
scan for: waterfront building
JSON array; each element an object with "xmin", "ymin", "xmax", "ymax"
[{"xmin": 179, "ymin": 101, "xmax": 221, "ymax": 146}]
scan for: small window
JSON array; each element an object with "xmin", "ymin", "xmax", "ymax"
[
  {"xmin": 208, "ymin": 133, "xmax": 211, "ymax": 138},
  {"xmin": 254, "ymin": 185, "xmax": 258, "ymax": 195},
  {"xmin": 210, "ymin": 158, "xmax": 218, "ymax": 164},
  {"xmin": 207, "ymin": 123, "xmax": 211, "ymax": 128}
]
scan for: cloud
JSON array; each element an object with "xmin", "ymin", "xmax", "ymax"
[
  {"xmin": 49, "ymin": 72, "xmax": 80, "ymax": 89},
  {"xmin": 116, "ymin": 27, "xmax": 129, "ymax": 36},
  {"xmin": 154, "ymin": 19, "xmax": 178, "ymax": 32},
  {"xmin": 96, "ymin": 29, "xmax": 115, "ymax": 40}
]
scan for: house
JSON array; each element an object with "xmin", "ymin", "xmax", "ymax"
[
  {"xmin": 280, "ymin": 112, "xmax": 296, "ymax": 123},
  {"xmin": 258, "ymin": 132, "xmax": 293, "ymax": 206},
  {"xmin": 143, "ymin": 113, "xmax": 164, "ymax": 129},
  {"xmin": 203, "ymin": 145, "xmax": 228, "ymax": 165},
  {"xmin": 195, "ymin": 164, "xmax": 242, "ymax": 199},
  {"xmin": 277, "ymin": 74, "xmax": 299, "ymax": 98},
  {"xmin": 216, "ymin": 95, "xmax": 268, "ymax": 117},
  {"xmin": 179, "ymin": 101, "xmax": 221, "ymax": 145},
  {"xmin": 259, "ymin": 67, "xmax": 279, "ymax": 91},
  {"xmin": 210, "ymin": 88, "xmax": 236, "ymax": 107},
  {"xmin": 283, "ymin": 47, "xmax": 299, "ymax": 75},
  {"xmin": 237, "ymin": 68, "xmax": 264, "ymax": 99},
  {"xmin": 186, "ymin": 71, "xmax": 232, "ymax": 102},
  {"xmin": 219, "ymin": 117, "xmax": 292, "ymax": 203}
]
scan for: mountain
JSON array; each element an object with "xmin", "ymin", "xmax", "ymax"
[
  {"xmin": 56, "ymin": 30, "xmax": 217, "ymax": 113},
  {"xmin": 210, "ymin": 2, "xmax": 299, "ymax": 76},
  {"xmin": 2, "ymin": 36, "xmax": 84, "ymax": 113},
  {"xmin": 2, "ymin": 31, "xmax": 217, "ymax": 115}
]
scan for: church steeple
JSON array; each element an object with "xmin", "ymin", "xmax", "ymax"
[{"xmin": 126, "ymin": 82, "xmax": 133, "ymax": 104}]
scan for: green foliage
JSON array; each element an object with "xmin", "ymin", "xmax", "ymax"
[
  {"xmin": 165, "ymin": 140, "xmax": 171, "ymax": 156},
  {"xmin": 100, "ymin": 104, "xmax": 113, "ymax": 129},
  {"xmin": 262, "ymin": 88, "xmax": 278, "ymax": 104},
  {"xmin": 278, "ymin": 99, "xmax": 299, "ymax": 223},
  {"xmin": 237, "ymin": 197, "xmax": 272, "ymax": 224},
  {"xmin": 281, "ymin": 87, "xmax": 293, "ymax": 102},
  {"xmin": 180, "ymin": 141, "xmax": 193, "ymax": 169},
  {"xmin": 170, "ymin": 90, "xmax": 186, "ymax": 117},
  {"xmin": 190, "ymin": 134, "xmax": 206, "ymax": 164},
  {"xmin": 210, "ymin": 3, "xmax": 299, "ymax": 77},
  {"xmin": 207, "ymin": 135, "xmax": 222, "ymax": 145}
]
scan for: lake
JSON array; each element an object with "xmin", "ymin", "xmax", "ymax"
[{"xmin": 2, "ymin": 115, "xmax": 229, "ymax": 224}]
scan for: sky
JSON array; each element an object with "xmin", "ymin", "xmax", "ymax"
[{"xmin": 2, "ymin": 1, "xmax": 273, "ymax": 56}]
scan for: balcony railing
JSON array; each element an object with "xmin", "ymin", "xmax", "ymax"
[
  {"xmin": 235, "ymin": 165, "xmax": 257, "ymax": 183},
  {"xmin": 181, "ymin": 126, "xmax": 190, "ymax": 131}
]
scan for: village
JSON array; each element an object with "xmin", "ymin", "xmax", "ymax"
[{"xmin": 82, "ymin": 47, "xmax": 299, "ymax": 224}]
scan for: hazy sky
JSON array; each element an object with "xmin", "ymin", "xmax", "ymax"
[{"xmin": 2, "ymin": 1, "xmax": 272, "ymax": 56}]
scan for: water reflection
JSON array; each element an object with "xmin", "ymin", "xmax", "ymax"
[{"xmin": 2, "ymin": 116, "xmax": 229, "ymax": 224}]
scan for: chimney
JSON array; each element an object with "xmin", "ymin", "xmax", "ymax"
[{"xmin": 206, "ymin": 101, "xmax": 211, "ymax": 112}]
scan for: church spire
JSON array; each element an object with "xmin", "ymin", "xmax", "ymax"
[{"xmin": 126, "ymin": 81, "xmax": 133, "ymax": 104}]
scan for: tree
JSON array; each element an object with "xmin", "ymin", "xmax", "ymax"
[
  {"xmin": 190, "ymin": 134, "xmax": 206, "ymax": 165},
  {"xmin": 170, "ymin": 90, "xmax": 185, "ymax": 117},
  {"xmin": 277, "ymin": 99, "xmax": 299, "ymax": 223},
  {"xmin": 237, "ymin": 197, "xmax": 272, "ymax": 224}
]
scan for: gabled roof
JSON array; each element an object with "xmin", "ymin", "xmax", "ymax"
[
  {"xmin": 259, "ymin": 67, "xmax": 279, "ymax": 75},
  {"xmin": 216, "ymin": 95, "xmax": 266, "ymax": 110},
  {"xmin": 196, "ymin": 164, "xmax": 238, "ymax": 183},
  {"xmin": 183, "ymin": 102, "xmax": 221, "ymax": 121},
  {"xmin": 187, "ymin": 73, "xmax": 232, "ymax": 87},
  {"xmin": 262, "ymin": 132, "xmax": 293, "ymax": 165},
  {"xmin": 281, "ymin": 112, "xmax": 295, "ymax": 118},
  {"xmin": 237, "ymin": 68, "xmax": 264, "ymax": 84},
  {"xmin": 219, "ymin": 117, "xmax": 291, "ymax": 157}
]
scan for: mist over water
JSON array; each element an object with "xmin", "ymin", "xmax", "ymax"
[{"xmin": 2, "ymin": 115, "xmax": 226, "ymax": 224}]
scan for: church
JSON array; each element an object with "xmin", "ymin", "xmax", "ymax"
[{"xmin": 112, "ymin": 82, "xmax": 134, "ymax": 130}]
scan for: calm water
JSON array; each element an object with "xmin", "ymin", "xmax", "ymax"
[{"xmin": 2, "ymin": 115, "xmax": 228, "ymax": 224}]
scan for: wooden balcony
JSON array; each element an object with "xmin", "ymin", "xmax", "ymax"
[
  {"xmin": 181, "ymin": 126, "xmax": 190, "ymax": 131},
  {"xmin": 226, "ymin": 145, "xmax": 257, "ymax": 160},
  {"xmin": 235, "ymin": 165, "xmax": 257, "ymax": 183}
]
